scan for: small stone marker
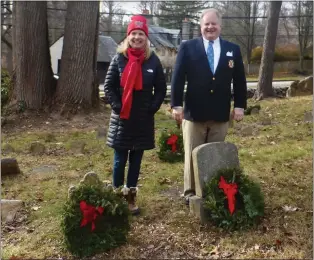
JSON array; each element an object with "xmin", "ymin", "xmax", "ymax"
[
  {"xmin": 70, "ymin": 141, "xmax": 86, "ymax": 154},
  {"xmin": 68, "ymin": 171, "xmax": 105, "ymax": 200},
  {"xmin": 2, "ymin": 144, "xmax": 15, "ymax": 154},
  {"xmin": 30, "ymin": 142, "xmax": 46, "ymax": 155},
  {"xmin": 250, "ymin": 107, "xmax": 260, "ymax": 115},
  {"xmin": 241, "ymin": 126, "xmax": 254, "ymax": 137},
  {"xmin": 97, "ymin": 127, "xmax": 107, "ymax": 139},
  {"xmin": 1, "ymin": 199, "xmax": 23, "ymax": 223},
  {"xmin": 304, "ymin": 111, "xmax": 313, "ymax": 123},
  {"xmin": 44, "ymin": 133, "xmax": 57, "ymax": 143},
  {"xmin": 190, "ymin": 142, "xmax": 240, "ymax": 223},
  {"xmin": 1, "ymin": 158, "xmax": 21, "ymax": 176}
]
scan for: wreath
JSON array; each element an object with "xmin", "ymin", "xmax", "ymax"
[
  {"xmin": 61, "ymin": 185, "xmax": 130, "ymax": 257},
  {"xmin": 203, "ymin": 167, "xmax": 264, "ymax": 230},
  {"xmin": 157, "ymin": 128, "xmax": 184, "ymax": 163}
]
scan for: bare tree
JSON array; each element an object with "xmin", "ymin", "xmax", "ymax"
[
  {"xmin": 136, "ymin": 1, "xmax": 156, "ymax": 14},
  {"xmin": 254, "ymin": 1, "xmax": 282, "ymax": 100},
  {"xmin": 55, "ymin": 1, "xmax": 100, "ymax": 112},
  {"xmin": 101, "ymin": 1, "xmax": 125, "ymax": 37},
  {"xmin": 14, "ymin": 1, "xmax": 54, "ymax": 110},
  {"xmin": 216, "ymin": 1, "xmax": 262, "ymax": 68},
  {"xmin": 293, "ymin": 1, "xmax": 313, "ymax": 72}
]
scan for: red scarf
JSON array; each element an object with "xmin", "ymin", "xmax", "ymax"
[{"xmin": 120, "ymin": 48, "xmax": 145, "ymax": 119}]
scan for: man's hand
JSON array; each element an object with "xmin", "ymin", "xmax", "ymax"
[
  {"xmin": 232, "ymin": 107, "xmax": 244, "ymax": 122},
  {"xmin": 172, "ymin": 107, "xmax": 183, "ymax": 124}
]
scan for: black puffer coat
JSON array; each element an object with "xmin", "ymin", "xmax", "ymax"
[{"xmin": 104, "ymin": 52, "xmax": 167, "ymax": 151}]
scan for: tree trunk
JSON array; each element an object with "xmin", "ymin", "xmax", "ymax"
[
  {"xmin": 254, "ymin": 1, "xmax": 282, "ymax": 100},
  {"xmin": 14, "ymin": 1, "xmax": 54, "ymax": 110},
  {"xmin": 55, "ymin": 1, "xmax": 99, "ymax": 112},
  {"xmin": 299, "ymin": 50, "xmax": 304, "ymax": 72},
  {"xmin": 91, "ymin": 8, "xmax": 100, "ymax": 108},
  {"xmin": 12, "ymin": 1, "xmax": 16, "ymax": 70}
]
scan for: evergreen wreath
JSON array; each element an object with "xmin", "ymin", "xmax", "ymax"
[
  {"xmin": 157, "ymin": 128, "xmax": 184, "ymax": 163},
  {"xmin": 61, "ymin": 185, "xmax": 130, "ymax": 257},
  {"xmin": 203, "ymin": 167, "xmax": 264, "ymax": 230}
]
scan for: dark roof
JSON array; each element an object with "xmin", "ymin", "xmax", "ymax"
[
  {"xmin": 118, "ymin": 25, "xmax": 180, "ymax": 50},
  {"xmin": 98, "ymin": 35, "xmax": 118, "ymax": 62},
  {"xmin": 148, "ymin": 26, "xmax": 180, "ymax": 49}
]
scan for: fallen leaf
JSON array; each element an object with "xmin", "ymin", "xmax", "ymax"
[
  {"xmin": 31, "ymin": 206, "xmax": 41, "ymax": 211},
  {"xmin": 221, "ymin": 251, "xmax": 234, "ymax": 258},
  {"xmin": 210, "ymin": 245, "xmax": 219, "ymax": 255},
  {"xmin": 254, "ymin": 244, "xmax": 260, "ymax": 250},
  {"xmin": 159, "ymin": 177, "xmax": 171, "ymax": 185},
  {"xmin": 147, "ymin": 244, "xmax": 154, "ymax": 249},
  {"xmin": 282, "ymin": 205, "xmax": 299, "ymax": 212}
]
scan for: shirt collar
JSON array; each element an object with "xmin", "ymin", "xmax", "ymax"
[{"xmin": 203, "ymin": 36, "xmax": 220, "ymax": 45}]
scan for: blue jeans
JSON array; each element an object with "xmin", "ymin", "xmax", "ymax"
[{"xmin": 113, "ymin": 149, "xmax": 144, "ymax": 188}]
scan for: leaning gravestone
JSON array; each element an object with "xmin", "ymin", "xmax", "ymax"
[{"xmin": 189, "ymin": 142, "xmax": 240, "ymax": 223}]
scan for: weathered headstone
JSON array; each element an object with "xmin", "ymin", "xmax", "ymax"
[
  {"xmin": 286, "ymin": 76, "xmax": 313, "ymax": 97},
  {"xmin": 250, "ymin": 107, "xmax": 260, "ymax": 115},
  {"xmin": 97, "ymin": 127, "xmax": 107, "ymax": 139},
  {"xmin": 2, "ymin": 144, "xmax": 15, "ymax": 154},
  {"xmin": 68, "ymin": 171, "xmax": 105, "ymax": 200},
  {"xmin": 304, "ymin": 111, "xmax": 313, "ymax": 123},
  {"xmin": 190, "ymin": 142, "xmax": 240, "ymax": 223},
  {"xmin": 1, "ymin": 199, "xmax": 23, "ymax": 223},
  {"xmin": 30, "ymin": 142, "xmax": 46, "ymax": 155},
  {"xmin": 70, "ymin": 141, "xmax": 86, "ymax": 154},
  {"xmin": 44, "ymin": 133, "xmax": 57, "ymax": 143},
  {"xmin": 241, "ymin": 125, "xmax": 254, "ymax": 137},
  {"xmin": 31, "ymin": 165, "xmax": 58, "ymax": 175},
  {"xmin": 1, "ymin": 158, "xmax": 21, "ymax": 176}
]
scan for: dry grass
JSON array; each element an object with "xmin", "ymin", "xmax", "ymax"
[{"xmin": 1, "ymin": 97, "xmax": 312, "ymax": 259}]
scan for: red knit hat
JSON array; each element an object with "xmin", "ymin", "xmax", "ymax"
[{"xmin": 127, "ymin": 15, "xmax": 148, "ymax": 36}]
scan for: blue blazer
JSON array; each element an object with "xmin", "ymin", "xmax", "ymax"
[{"xmin": 171, "ymin": 37, "xmax": 247, "ymax": 122}]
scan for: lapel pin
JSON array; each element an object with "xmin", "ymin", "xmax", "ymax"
[{"xmin": 228, "ymin": 60, "xmax": 234, "ymax": 68}]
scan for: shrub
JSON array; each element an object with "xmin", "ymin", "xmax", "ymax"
[{"xmin": 251, "ymin": 46, "xmax": 300, "ymax": 63}]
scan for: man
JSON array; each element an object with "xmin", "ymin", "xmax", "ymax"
[{"xmin": 171, "ymin": 8, "xmax": 247, "ymax": 204}]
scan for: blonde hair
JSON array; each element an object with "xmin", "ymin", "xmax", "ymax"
[
  {"xmin": 117, "ymin": 35, "xmax": 152, "ymax": 60},
  {"xmin": 200, "ymin": 8, "xmax": 222, "ymax": 25}
]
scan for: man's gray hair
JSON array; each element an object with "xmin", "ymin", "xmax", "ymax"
[{"xmin": 200, "ymin": 8, "xmax": 222, "ymax": 25}]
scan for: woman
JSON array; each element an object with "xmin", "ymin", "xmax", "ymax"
[{"xmin": 104, "ymin": 15, "xmax": 167, "ymax": 215}]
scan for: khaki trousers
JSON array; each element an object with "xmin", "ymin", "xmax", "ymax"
[{"xmin": 182, "ymin": 119, "xmax": 229, "ymax": 196}]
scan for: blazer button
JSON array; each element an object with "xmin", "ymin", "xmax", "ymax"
[
  {"xmin": 213, "ymin": 77, "xmax": 215, "ymax": 80},
  {"xmin": 211, "ymin": 90, "xmax": 214, "ymax": 93}
]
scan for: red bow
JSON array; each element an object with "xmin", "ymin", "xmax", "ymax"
[
  {"xmin": 219, "ymin": 176, "xmax": 238, "ymax": 215},
  {"xmin": 80, "ymin": 201, "xmax": 104, "ymax": 231},
  {"xmin": 167, "ymin": 134, "xmax": 178, "ymax": 152}
]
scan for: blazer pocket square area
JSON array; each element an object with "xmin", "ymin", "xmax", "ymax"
[{"xmin": 226, "ymin": 51, "xmax": 233, "ymax": 57}]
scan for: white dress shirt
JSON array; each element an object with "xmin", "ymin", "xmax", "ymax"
[{"xmin": 203, "ymin": 36, "xmax": 221, "ymax": 74}]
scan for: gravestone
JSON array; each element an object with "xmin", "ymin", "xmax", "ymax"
[
  {"xmin": 189, "ymin": 142, "xmax": 240, "ymax": 223},
  {"xmin": 1, "ymin": 158, "xmax": 21, "ymax": 176},
  {"xmin": 1, "ymin": 199, "xmax": 23, "ymax": 223},
  {"xmin": 30, "ymin": 142, "xmax": 46, "ymax": 155},
  {"xmin": 68, "ymin": 171, "xmax": 106, "ymax": 200},
  {"xmin": 304, "ymin": 111, "xmax": 313, "ymax": 123}
]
